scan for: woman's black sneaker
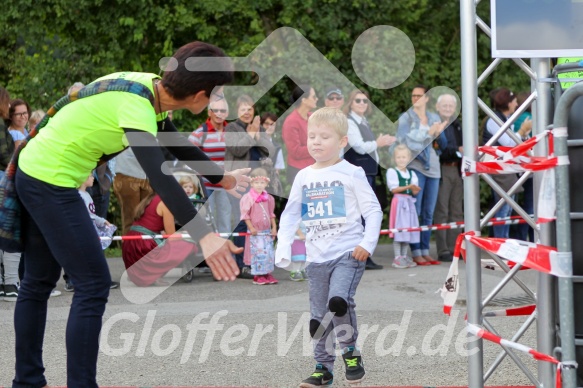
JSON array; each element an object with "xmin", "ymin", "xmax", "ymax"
[
  {"xmin": 299, "ymin": 364, "xmax": 334, "ymax": 387},
  {"xmin": 236, "ymin": 266, "xmax": 254, "ymax": 279},
  {"xmin": 342, "ymin": 346, "xmax": 365, "ymax": 384}
]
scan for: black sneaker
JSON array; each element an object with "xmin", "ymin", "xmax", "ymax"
[
  {"xmin": 438, "ymin": 253, "xmax": 454, "ymax": 262},
  {"xmin": 64, "ymin": 282, "xmax": 75, "ymax": 292},
  {"xmin": 365, "ymin": 258, "xmax": 383, "ymax": 270},
  {"xmin": 0, "ymin": 284, "xmax": 4, "ymax": 298},
  {"xmin": 236, "ymin": 266, "xmax": 254, "ymax": 280},
  {"xmin": 4, "ymin": 284, "xmax": 19, "ymax": 302},
  {"xmin": 342, "ymin": 346, "xmax": 365, "ymax": 384},
  {"xmin": 110, "ymin": 281, "xmax": 120, "ymax": 289},
  {"xmin": 299, "ymin": 364, "xmax": 333, "ymax": 387}
]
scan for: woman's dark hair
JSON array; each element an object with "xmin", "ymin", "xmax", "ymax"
[
  {"xmin": 260, "ymin": 112, "xmax": 278, "ymax": 125},
  {"xmin": 413, "ymin": 84, "xmax": 429, "ymax": 94},
  {"xmin": 291, "ymin": 84, "xmax": 312, "ymax": 106},
  {"xmin": 492, "ymin": 88, "xmax": 515, "ymax": 112},
  {"xmin": 516, "ymin": 91, "xmax": 531, "ymax": 113},
  {"xmin": 0, "ymin": 87, "xmax": 9, "ymax": 120},
  {"xmin": 162, "ymin": 41, "xmax": 234, "ymax": 100},
  {"xmin": 7, "ymin": 99, "xmax": 31, "ymax": 128}
]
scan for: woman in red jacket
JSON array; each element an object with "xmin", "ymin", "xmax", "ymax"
[{"xmin": 282, "ymin": 84, "xmax": 318, "ymax": 184}]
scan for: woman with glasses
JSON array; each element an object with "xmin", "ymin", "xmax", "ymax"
[
  {"xmin": 282, "ymin": 84, "xmax": 318, "ymax": 184},
  {"xmin": 343, "ymin": 89, "xmax": 395, "ymax": 270},
  {"xmin": 396, "ymin": 85, "xmax": 448, "ymax": 266},
  {"xmin": 8, "ymin": 99, "xmax": 31, "ymax": 148}
]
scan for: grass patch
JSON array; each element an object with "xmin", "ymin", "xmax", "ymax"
[{"xmin": 105, "ymin": 246, "xmax": 122, "ymax": 258}]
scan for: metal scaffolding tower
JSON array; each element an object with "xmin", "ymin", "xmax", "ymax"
[{"xmin": 460, "ymin": 1, "xmax": 577, "ymax": 387}]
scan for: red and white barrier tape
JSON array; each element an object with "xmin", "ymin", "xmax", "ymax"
[
  {"xmin": 462, "ymin": 129, "xmax": 568, "ymax": 177},
  {"xmin": 483, "ymin": 304, "xmax": 536, "ymax": 317},
  {"xmin": 467, "ymin": 323, "xmax": 569, "ymax": 388},
  {"xmin": 440, "ymin": 232, "xmax": 571, "ymax": 316},
  {"xmin": 379, "ymin": 214, "xmax": 543, "ymax": 235},
  {"xmin": 100, "ymin": 215, "xmax": 546, "ymax": 241}
]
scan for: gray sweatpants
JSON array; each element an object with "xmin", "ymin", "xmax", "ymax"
[
  {"xmin": 305, "ymin": 251, "xmax": 365, "ymax": 371},
  {"xmin": 1, "ymin": 250, "xmax": 21, "ymax": 285}
]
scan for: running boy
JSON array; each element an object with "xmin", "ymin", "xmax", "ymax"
[{"xmin": 276, "ymin": 107, "xmax": 382, "ymax": 386}]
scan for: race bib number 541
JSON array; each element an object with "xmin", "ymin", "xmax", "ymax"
[{"xmin": 301, "ymin": 186, "xmax": 346, "ymax": 226}]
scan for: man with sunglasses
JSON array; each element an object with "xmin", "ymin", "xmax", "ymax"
[
  {"xmin": 324, "ymin": 86, "xmax": 345, "ymax": 109},
  {"xmin": 189, "ymin": 99, "xmax": 234, "ymax": 237}
]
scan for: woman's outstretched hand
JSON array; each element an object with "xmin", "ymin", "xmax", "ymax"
[
  {"xmin": 199, "ymin": 233, "xmax": 243, "ymax": 281},
  {"xmin": 221, "ymin": 167, "xmax": 251, "ymax": 198}
]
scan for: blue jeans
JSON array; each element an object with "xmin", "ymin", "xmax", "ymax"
[
  {"xmin": 409, "ymin": 171, "xmax": 440, "ymax": 257},
  {"xmin": 13, "ymin": 169, "xmax": 110, "ymax": 388},
  {"xmin": 207, "ymin": 189, "xmax": 232, "ymax": 234},
  {"xmin": 492, "ymin": 190, "xmax": 514, "ymax": 238}
]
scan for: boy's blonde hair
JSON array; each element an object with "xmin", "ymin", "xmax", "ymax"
[
  {"xmin": 392, "ymin": 143, "xmax": 412, "ymax": 160},
  {"xmin": 308, "ymin": 107, "xmax": 348, "ymax": 137}
]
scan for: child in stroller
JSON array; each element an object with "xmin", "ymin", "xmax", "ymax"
[{"xmin": 173, "ymin": 170, "xmax": 218, "ymax": 282}]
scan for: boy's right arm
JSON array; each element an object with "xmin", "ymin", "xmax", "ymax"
[{"xmin": 275, "ymin": 176, "xmax": 303, "ymax": 270}]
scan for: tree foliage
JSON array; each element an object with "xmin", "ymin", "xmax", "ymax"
[
  {"xmin": 1, "ymin": 0, "xmax": 534, "ymax": 226},
  {"xmin": 1, "ymin": 0, "xmax": 531, "ymax": 131}
]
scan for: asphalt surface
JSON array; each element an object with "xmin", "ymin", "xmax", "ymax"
[{"xmin": 0, "ymin": 243, "xmax": 541, "ymax": 387}]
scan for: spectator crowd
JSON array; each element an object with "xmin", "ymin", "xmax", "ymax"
[{"xmin": 0, "ymin": 82, "xmax": 534, "ymax": 298}]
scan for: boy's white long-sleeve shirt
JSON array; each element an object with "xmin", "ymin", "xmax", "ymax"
[{"xmin": 275, "ymin": 160, "xmax": 382, "ymax": 270}]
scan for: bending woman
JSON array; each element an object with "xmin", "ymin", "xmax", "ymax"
[{"xmin": 13, "ymin": 42, "xmax": 248, "ymax": 388}]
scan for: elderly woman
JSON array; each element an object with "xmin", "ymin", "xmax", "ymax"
[
  {"xmin": 12, "ymin": 42, "xmax": 249, "ymax": 388},
  {"xmin": 396, "ymin": 85, "xmax": 448, "ymax": 266},
  {"xmin": 224, "ymin": 95, "xmax": 276, "ymax": 173},
  {"xmin": 224, "ymin": 95, "xmax": 275, "ymax": 275}
]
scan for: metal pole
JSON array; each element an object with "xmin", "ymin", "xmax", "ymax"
[
  {"xmin": 461, "ymin": 0, "xmax": 483, "ymax": 387},
  {"xmin": 552, "ymin": 81, "xmax": 583, "ymax": 388},
  {"xmin": 532, "ymin": 58, "xmax": 556, "ymax": 388}
]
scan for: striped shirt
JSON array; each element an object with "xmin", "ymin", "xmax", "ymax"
[{"xmin": 189, "ymin": 118, "xmax": 227, "ymax": 190}]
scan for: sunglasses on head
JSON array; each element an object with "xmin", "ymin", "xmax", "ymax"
[
  {"xmin": 354, "ymin": 98, "xmax": 368, "ymax": 104},
  {"xmin": 327, "ymin": 96, "xmax": 343, "ymax": 101},
  {"xmin": 210, "ymin": 108, "xmax": 227, "ymax": 114}
]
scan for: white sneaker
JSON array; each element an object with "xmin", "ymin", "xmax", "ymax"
[
  {"xmin": 404, "ymin": 256, "xmax": 417, "ymax": 268},
  {"xmin": 391, "ymin": 256, "xmax": 409, "ymax": 269},
  {"xmin": 50, "ymin": 289, "xmax": 62, "ymax": 297}
]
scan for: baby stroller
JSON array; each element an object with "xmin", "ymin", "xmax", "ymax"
[{"xmin": 171, "ymin": 169, "xmax": 218, "ymax": 283}]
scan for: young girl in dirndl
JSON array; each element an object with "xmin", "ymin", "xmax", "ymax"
[
  {"xmin": 387, "ymin": 144, "xmax": 422, "ymax": 269},
  {"xmin": 240, "ymin": 168, "xmax": 278, "ymax": 285}
]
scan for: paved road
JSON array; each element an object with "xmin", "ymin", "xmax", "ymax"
[{"xmin": 0, "ymin": 243, "xmax": 541, "ymax": 387}]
